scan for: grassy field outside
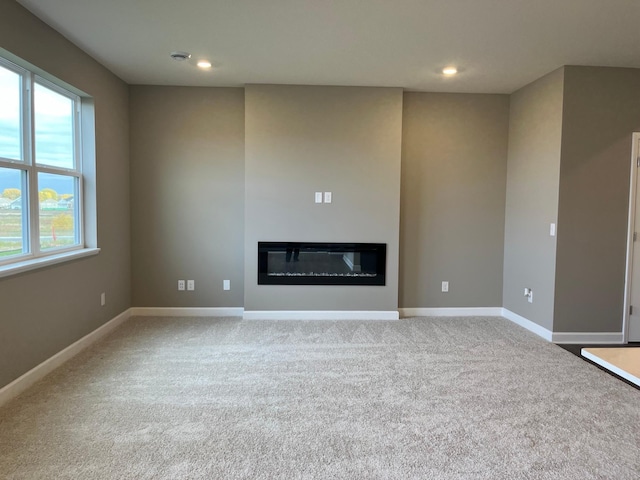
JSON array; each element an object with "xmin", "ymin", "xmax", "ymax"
[{"xmin": 0, "ymin": 208, "xmax": 76, "ymax": 256}]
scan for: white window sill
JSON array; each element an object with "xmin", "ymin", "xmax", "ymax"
[{"xmin": 0, "ymin": 248, "xmax": 100, "ymax": 279}]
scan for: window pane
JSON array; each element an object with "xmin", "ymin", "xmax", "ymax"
[
  {"xmin": 34, "ymin": 83, "xmax": 74, "ymax": 169},
  {"xmin": 0, "ymin": 65, "xmax": 22, "ymax": 161},
  {"xmin": 0, "ymin": 167, "xmax": 25, "ymax": 257},
  {"xmin": 38, "ymin": 173, "xmax": 78, "ymax": 250}
]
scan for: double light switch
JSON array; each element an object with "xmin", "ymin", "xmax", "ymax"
[{"xmin": 315, "ymin": 192, "xmax": 333, "ymax": 203}]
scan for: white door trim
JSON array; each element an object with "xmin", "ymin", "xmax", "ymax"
[{"xmin": 623, "ymin": 132, "xmax": 640, "ymax": 343}]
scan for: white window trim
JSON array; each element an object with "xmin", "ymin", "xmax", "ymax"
[
  {"xmin": 0, "ymin": 247, "xmax": 100, "ymax": 279},
  {"xmin": 0, "ymin": 51, "xmax": 97, "ymax": 277}
]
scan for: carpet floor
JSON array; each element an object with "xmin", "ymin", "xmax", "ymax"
[{"xmin": 0, "ymin": 316, "xmax": 639, "ymax": 479}]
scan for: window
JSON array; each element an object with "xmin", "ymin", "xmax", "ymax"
[{"xmin": 0, "ymin": 56, "xmax": 88, "ymax": 268}]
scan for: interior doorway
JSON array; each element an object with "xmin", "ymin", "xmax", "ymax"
[{"xmin": 624, "ymin": 132, "xmax": 640, "ymax": 342}]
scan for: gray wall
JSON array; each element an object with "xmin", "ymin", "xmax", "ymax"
[
  {"xmin": 503, "ymin": 68, "xmax": 564, "ymax": 330},
  {"xmin": 0, "ymin": 1, "xmax": 130, "ymax": 387},
  {"xmin": 554, "ymin": 67, "xmax": 640, "ymax": 333},
  {"xmin": 130, "ymin": 86, "xmax": 245, "ymax": 307},
  {"xmin": 399, "ymin": 93, "xmax": 509, "ymax": 308},
  {"xmin": 3, "ymin": 1, "xmax": 637, "ymax": 395},
  {"xmin": 244, "ymin": 85, "xmax": 403, "ymax": 311}
]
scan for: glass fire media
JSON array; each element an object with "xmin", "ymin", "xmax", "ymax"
[{"xmin": 258, "ymin": 242, "xmax": 386, "ymax": 286}]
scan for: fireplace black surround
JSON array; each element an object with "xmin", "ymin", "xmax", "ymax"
[{"xmin": 258, "ymin": 242, "xmax": 386, "ymax": 286}]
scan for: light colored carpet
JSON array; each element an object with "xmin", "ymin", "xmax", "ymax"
[{"xmin": 1, "ymin": 316, "xmax": 639, "ymax": 479}]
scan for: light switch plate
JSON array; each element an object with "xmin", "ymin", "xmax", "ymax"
[
  {"xmin": 223, "ymin": 280, "xmax": 230, "ymax": 291},
  {"xmin": 315, "ymin": 192, "xmax": 323, "ymax": 203},
  {"xmin": 550, "ymin": 223, "xmax": 556, "ymax": 236},
  {"xmin": 187, "ymin": 280, "xmax": 195, "ymax": 291},
  {"xmin": 324, "ymin": 192, "xmax": 332, "ymax": 203}
]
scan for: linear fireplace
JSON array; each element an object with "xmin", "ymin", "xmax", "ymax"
[{"xmin": 258, "ymin": 242, "xmax": 386, "ymax": 286}]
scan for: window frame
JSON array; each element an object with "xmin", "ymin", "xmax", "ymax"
[{"xmin": 0, "ymin": 55, "xmax": 87, "ymax": 268}]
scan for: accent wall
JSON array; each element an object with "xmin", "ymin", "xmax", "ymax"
[{"xmin": 243, "ymin": 85, "xmax": 403, "ymax": 312}]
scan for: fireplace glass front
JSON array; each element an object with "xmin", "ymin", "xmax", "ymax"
[{"xmin": 258, "ymin": 242, "xmax": 386, "ymax": 286}]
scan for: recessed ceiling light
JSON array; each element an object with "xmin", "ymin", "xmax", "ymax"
[
  {"xmin": 197, "ymin": 60, "xmax": 212, "ymax": 69},
  {"xmin": 170, "ymin": 51, "xmax": 191, "ymax": 61},
  {"xmin": 442, "ymin": 67, "xmax": 458, "ymax": 75}
]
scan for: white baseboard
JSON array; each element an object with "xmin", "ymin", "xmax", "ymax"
[
  {"xmin": 243, "ymin": 310, "xmax": 400, "ymax": 320},
  {"xmin": 130, "ymin": 307, "xmax": 244, "ymax": 317},
  {"xmin": 501, "ymin": 309, "xmax": 624, "ymax": 344},
  {"xmin": 1, "ymin": 304, "xmax": 624, "ymax": 410},
  {"xmin": 501, "ymin": 308, "xmax": 553, "ymax": 342},
  {"xmin": 0, "ymin": 308, "xmax": 131, "ymax": 408},
  {"xmin": 399, "ymin": 307, "xmax": 503, "ymax": 317},
  {"xmin": 552, "ymin": 332, "xmax": 624, "ymax": 344}
]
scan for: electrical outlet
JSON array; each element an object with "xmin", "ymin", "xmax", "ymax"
[
  {"xmin": 441, "ymin": 281, "xmax": 449, "ymax": 292},
  {"xmin": 100, "ymin": 292, "xmax": 105, "ymax": 306},
  {"xmin": 187, "ymin": 280, "xmax": 195, "ymax": 291},
  {"xmin": 223, "ymin": 279, "xmax": 231, "ymax": 291},
  {"xmin": 178, "ymin": 280, "xmax": 185, "ymax": 291},
  {"xmin": 528, "ymin": 289, "xmax": 533, "ymax": 303}
]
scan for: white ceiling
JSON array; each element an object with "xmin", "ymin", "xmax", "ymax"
[{"xmin": 15, "ymin": 0, "xmax": 640, "ymax": 93}]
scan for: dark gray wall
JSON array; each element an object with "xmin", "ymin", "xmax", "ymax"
[
  {"xmin": 399, "ymin": 93, "xmax": 509, "ymax": 308},
  {"xmin": 244, "ymin": 85, "xmax": 403, "ymax": 311},
  {"xmin": 0, "ymin": 1, "xmax": 130, "ymax": 388},
  {"xmin": 554, "ymin": 66, "xmax": 640, "ymax": 333},
  {"xmin": 130, "ymin": 86, "xmax": 245, "ymax": 307},
  {"xmin": 503, "ymin": 68, "xmax": 564, "ymax": 330}
]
